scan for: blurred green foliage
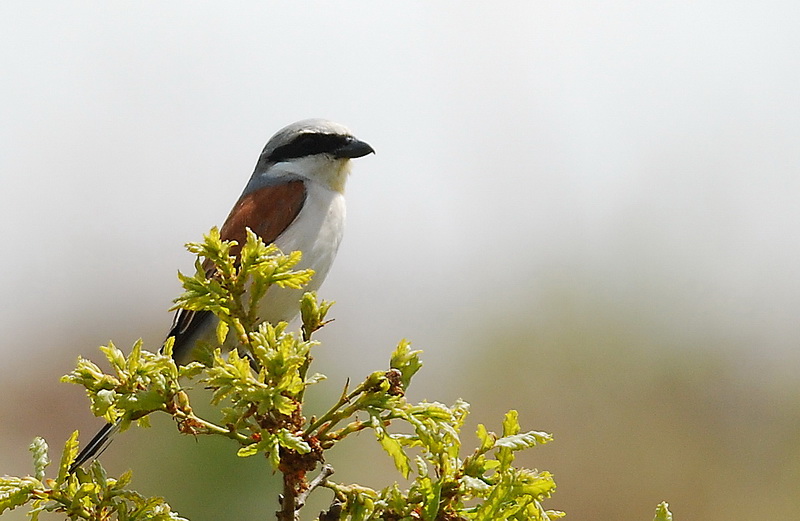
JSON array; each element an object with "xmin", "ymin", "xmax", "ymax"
[
  {"xmin": 457, "ymin": 284, "xmax": 800, "ymax": 521},
  {"xmin": 3, "ymin": 230, "xmax": 610, "ymax": 521}
]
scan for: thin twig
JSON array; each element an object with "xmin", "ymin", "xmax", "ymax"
[
  {"xmin": 303, "ymin": 379, "xmax": 363, "ymax": 436},
  {"xmin": 296, "ymin": 465, "xmax": 335, "ymax": 510},
  {"xmin": 171, "ymin": 409, "xmax": 250, "ymax": 444}
]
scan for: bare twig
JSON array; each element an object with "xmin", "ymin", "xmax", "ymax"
[{"xmin": 296, "ymin": 465, "xmax": 335, "ymax": 510}]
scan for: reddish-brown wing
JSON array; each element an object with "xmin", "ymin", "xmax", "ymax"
[{"xmin": 218, "ymin": 179, "xmax": 308, "ymax": 258}]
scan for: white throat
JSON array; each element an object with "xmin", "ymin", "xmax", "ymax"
[{"xmin": 270, "ymin": 155, "xmax": 352, "ymax": 194}]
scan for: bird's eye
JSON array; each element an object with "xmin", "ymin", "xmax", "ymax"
[{"xmin": 269, "ymin": 133, "xmax": 351, "ymax": 162}]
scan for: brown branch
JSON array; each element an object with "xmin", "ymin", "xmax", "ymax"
[
  {"xmin": 277, "ymin": 473, "xmax": 297, "ymax": 521},
  {"xmin": 276, "ymin": 465, "xmax": 334, "ymax": 521}
]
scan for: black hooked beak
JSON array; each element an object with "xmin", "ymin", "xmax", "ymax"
[{"xmin": 333, "ymin": 137, "xmax": 375, "ymax": 159}]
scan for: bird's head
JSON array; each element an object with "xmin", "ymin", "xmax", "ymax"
[{"xmin": 255, "ymin": 119, "xmax": 374, "ymax": 193}]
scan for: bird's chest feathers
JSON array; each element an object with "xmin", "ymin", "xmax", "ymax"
[{"xmin": 274, "ymin": 184, "xmax": 345, "ymax": 282}]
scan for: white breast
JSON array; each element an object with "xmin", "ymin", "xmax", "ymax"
[{"xmin": 261, "ymin": 181, "xmax": 346, "ymax": 324}]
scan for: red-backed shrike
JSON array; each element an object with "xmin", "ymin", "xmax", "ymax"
[{"xmin": 72, "ymin": 119, "xmax": 374, "ymax": 468}]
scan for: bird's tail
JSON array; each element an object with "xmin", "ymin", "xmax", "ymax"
[
  {"xmin": 69, "ymin": 309, "xmax": 207, "ymax": 473},
  {"xmin": 70, "ymin": 421, "xmax": 121, "ymax": 472}
]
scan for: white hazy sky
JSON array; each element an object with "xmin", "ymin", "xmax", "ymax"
[{"xmin": 1, "ymin": 2, "xmax": 799, "ymax": 398}]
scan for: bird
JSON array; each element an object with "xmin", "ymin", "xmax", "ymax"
[{"xmin": 71, "ymin": 119, "xmax": 374, "ymax": 470}]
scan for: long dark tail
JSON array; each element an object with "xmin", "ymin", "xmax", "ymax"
[
  {"xmin": 70, "ymin": 421, "xmax": 120, "ymax": 472},
  {"xmin": 70, "ymin": 309, "xmax": 212, "ymax": 472}
]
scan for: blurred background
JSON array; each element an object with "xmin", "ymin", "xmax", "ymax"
[{"xmin": 2, "ymin": 2, "xmax": 799, "ymax": 520}]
